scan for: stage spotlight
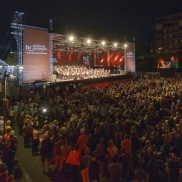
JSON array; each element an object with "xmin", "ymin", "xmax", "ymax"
[
  {"xmin": 102, "ymin": 41, "xmax": 105, "ymax": 45},
  {"xmin": 69, "ymin": 36, "xmax": 74, "ymax": 41},
  {"xmin": 87, "ymin": 39, "xmax": 91, "ymax": 44},
  {"xmin": 114, "ymin": 43, "xmax": 117, "ymax": 47},
  {"xmin": 124, "ymin": 44, "xmax": 127, "ymax": 48}
]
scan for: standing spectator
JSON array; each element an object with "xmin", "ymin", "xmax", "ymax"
[
  {"xmin": 146, "ymin": 151, "xmax": 160, "ymax": 182},
  {"xmin": 166, "ymin": 153, "xmax": 181, "ymax": 182},
  {"xmin": 54, "ymin": 135, "xmax": 63, "ymax": 171},
  {"xmin": 0, "ymin": 116, "xmax": 4, "ymax": 136},
  {"xmin": 23, "ymin": 121, "xmax": 31, "ymax": 148},
  {"xmin": 108, "ymin": 154, "xmax": 123, "ymax": 182},
  {"xmin": 0, "ymin": 162, "xmax": 8, "ymax": 182},
  {"xmin": 40, "ymin": 134, "xmax": 52, "ymax": 173},
  {"xmin": 118, "ymin": 147, "xmax": 130, "ymax": 182},
  {"xmin": 61, "ymin": 139, "xmax": 71, "ymax": 171},
  {"xmin": 131, "ymin": 132, "xmax": 139, "ymax": 166},
  {"xmin": 132, "ymin": 170, "xmax": 144, "ymax": 182},
  {"xmin": 66, "ymin": 144, "xmax": 81, "ymax": 182},
  {"xmin": 121, "ymin": 134, "xmax": 132, "ymax": 156},
  {"xmin": 0, "ymin": 136, "xmax": 5, "ymax": 151},
  {"xmin": 2, "ymin": 142, "xmax": 14, "ymax": 174},
  {"xmin": 13, "ymin": 103, "xmax": 18, "ymax": 123},
  {"xmin": 88, "ymin": 151, "xmax": 100, "ymax": 182},
  {"xmin": 32, "ymin": 126, "xmax": 39, "ymax": 155},
  {"xmin": 8, "ymin": 135, "xmax": 18, "ymax": 157},
  {"xmin": 107, "ymin": 139, "xmax": 117, "ymax": 164},
  {"xmin": 114, "ymin": 127, "xmax": 123, "ymax": 149},
  {"xmin": 96, "ymin": 137, "xmax": 107, "ymax": 181},
  {"xmin": 17, "ymin": 111, "xmax": 24, "ymax": 136},
  {"xmin": 8, "ymin": 107, "xmax": 15, "ymax": 129},
  {"xmin": 81, "ymin": 147, "xmax": 92, "ymax": 182},
  {"xmin": 77, "ymin": 129, "xmax": 88, "ymax": 154}
]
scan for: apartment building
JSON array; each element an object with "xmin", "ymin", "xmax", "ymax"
[{"xmin": 155, "ymin": 13, "xmax": 182, "ymax": 56}]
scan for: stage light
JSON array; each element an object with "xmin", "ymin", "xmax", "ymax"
[
  {"xmin": 69, "ymin": 36, "xmax": 74, "ymax": 41},
  {"xmin": 87, "ymin": 39, "xmax": 91, "ymax": 44},
  {"xmin": 102, "ymin": 41, "xmax": 105, "ymax": 45},
  {"xmin": 114, "ymin": 43, "xmax": 117, "ymax": 47},
  {"xmin": 124, "ymin": 44, "xmax": 127, "ymax": 48}
]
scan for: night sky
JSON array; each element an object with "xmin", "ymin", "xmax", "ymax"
[{"xmin": 0, "ymin": 0, "xmax": 182, "ymax": 46}]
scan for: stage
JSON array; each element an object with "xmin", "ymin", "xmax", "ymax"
[{"xmin": 33, "ymin": 74, "xmax": 133, "ymax": 93}]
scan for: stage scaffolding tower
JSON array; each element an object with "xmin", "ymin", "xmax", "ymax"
[
  {"xmin": 49, "ymin": 34, "xmax": 53, "ymax": 81},
  {"xmin": 11, "ymin": 11, "xmax": 24, "ymax": 86}
]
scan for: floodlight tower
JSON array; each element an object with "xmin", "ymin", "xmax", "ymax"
[{"xmin": 11, "ymin": 11, "xmax": 24, "ymax": 86}]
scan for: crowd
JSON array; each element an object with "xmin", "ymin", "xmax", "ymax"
[{"xmin": 1, "ymin": 74, "xmax": 182, "ymax": 181}]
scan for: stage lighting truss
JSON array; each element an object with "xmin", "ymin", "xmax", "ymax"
[
  {"xmin": 51, "ymin": 33, "xmax": 125, "ymax": 53},
  {"xmin": 11, "ymin": 11, "xmax": 24, "ymax": 86}
]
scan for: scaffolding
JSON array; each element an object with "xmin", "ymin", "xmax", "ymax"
[
  {"xmin": 11, "ymin": 11, "xmax": 24, "ymax": 86},
  {"xmin": 49, "ymin": 34, "xmax": 53, "ymax": 81}
]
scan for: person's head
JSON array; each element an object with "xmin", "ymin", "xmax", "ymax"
[
  {"xmin": 124, "ymin": 134, "xmax": 129, "ymax": 140},
  {"xmin": 73, "ymin": 144, "xmax": 79, "ymax": 150},
  {"xmin": 58, "ymin": 135, "xmax": 62, "ymax": 141},
  {"xmin": 134, "ymin": 170, "xmax": 141, "ymax": 180},
  {"xmin": 108, "ymin": 140, "xmax": 114, "ymax": 148},
  {"xmin": 6, "ymin": 128, "xmax": 12, "ymax": 134},
  {"xmin": 6, "ymin": 120, "xmax": 11, "ymax": 126},
  {"xmin": 171, "ymin": 56, "xmax": 175, "ymax": 62},
  {"xmin": 92, "ymin": 151, "xmax": 97, "ymax": 158},
  {"xmin": 146, "ymin": 140, "xmax": 150, "ymax": 147},
  {"xmin": 81, "ymin": 129, "xmax": 85, "ymax": 135},
  {"xmin": 170, "ymin": 153, "xmax": 177, "ymax": 160},
  {"xmin": 112, "ymin": 155, "xmax": 118, "ymax": 163},
  {"xmin": 100, "ymin": 137, "xmax": 104, "ymax": 144},
  {"xmin": 148, "ymin": 151, "xmax": 155, "ymax": 159},
  {"xmin": 85, "ymin": 147, "xmax": 90, "ymax": 155},
  {"xmin": 121, "ymin": 147, "xmax": 126, "ymax": 155}
]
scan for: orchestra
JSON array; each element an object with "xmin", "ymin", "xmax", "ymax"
[{"xmin": 54, "ymin": 66, "xmax": 111, "ymax": 80}]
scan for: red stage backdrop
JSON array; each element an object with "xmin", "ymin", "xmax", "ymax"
[
  {"xmin": 96, "ymin": 49, "xmax": 124, "ymax": 66},
  {"xmin": 53, "ymin": 51, "xmax": 93, "ymax": 66},
  {"xmin": 23, "ymin": 27, "xmax": 50, "ymax": 83},
  {"xmin": 125, "ymin": 43, "xmax": 135, "ymax": 72}
]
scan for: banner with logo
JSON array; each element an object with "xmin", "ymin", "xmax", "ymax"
[
  {"xmin": 23, "ymin": 27, "xmax": 50, "ymax": 83},
  {"xmin": 126, "ymin": 43, "xmax": 135, "ymax": 72}
]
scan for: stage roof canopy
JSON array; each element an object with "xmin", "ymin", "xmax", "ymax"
[{"xmin": 51, "ymin": 33, "xmax": 125, "ymax": 53}]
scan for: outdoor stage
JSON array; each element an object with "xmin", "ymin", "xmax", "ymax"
[{"xmin": 33, "ymin": 74, "xmax": 133, "ymax": 93}]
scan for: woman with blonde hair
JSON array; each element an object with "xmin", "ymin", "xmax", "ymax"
[{"xmin": 107, "ymin": 140, "xmax": 117, "ymax": 164}]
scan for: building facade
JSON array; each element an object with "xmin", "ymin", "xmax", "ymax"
[{"xmin": 155, "ymin": 13, "xmax": 182, "ymax": 59}]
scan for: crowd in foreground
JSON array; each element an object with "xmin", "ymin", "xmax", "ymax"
[{"xmin": 1, "ymin": 74, "xmax": 182, "ymax": 181}]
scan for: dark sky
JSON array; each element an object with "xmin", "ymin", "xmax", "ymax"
[{"xmin": 0, "ymin": 0, "xmax": 182, "ymax": 46}]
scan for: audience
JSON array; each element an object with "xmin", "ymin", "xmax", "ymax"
[{"xmin": 1, "ymin": 74, "xmax": 182, "ymax": 181}]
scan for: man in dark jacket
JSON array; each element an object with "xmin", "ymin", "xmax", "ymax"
[
  {"xmin": 17, "ymin": 111, "xmax": 24, "ymax": 135},
  {"xmin": 2, "ymin": 142, "xmax": 15, "ymax": 174},
  {"xmin": 41, "ymin": 134, "xmax": 52, "ymax": 173}
]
